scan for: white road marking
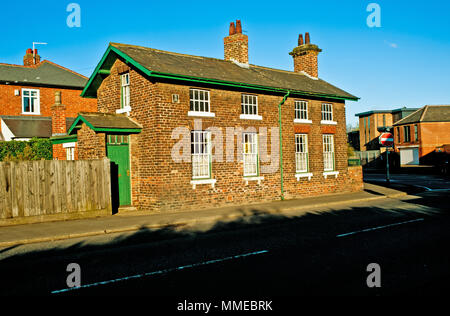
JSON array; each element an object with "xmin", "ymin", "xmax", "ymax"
[
  {"xmin": 50, "ymin": 249, "xmax": 269, "ymax": 294},
  {"xmin": 336, "ymin": 218, "xmax": 424, "ymax": 238}
]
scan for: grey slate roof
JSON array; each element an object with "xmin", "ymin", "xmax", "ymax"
[
  {"xmin": 106, "ymin": 43, "xmax": 357, "ymax": 100},
  {"xmin": 393, "ymin": 105, "xmax": 450, "ymax": 126},
  {"xmin": 0, "ymin": 116, "xmax": 74, "ymax": 139},
  {"xmin": 0, "ymin": 61, "xmax": 88, "ymax": 88}
]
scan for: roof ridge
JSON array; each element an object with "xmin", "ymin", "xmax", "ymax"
[
  {"xmin": 419, "ymin": 105, "xmax": 428, "ymax": 122},
  {"xmin": 111, "ymin": 42, "xmax": 310, "ymax": 77},
  {"xmin": 394, "ymin": 107, "xmax": 424, "ymax": 125}
]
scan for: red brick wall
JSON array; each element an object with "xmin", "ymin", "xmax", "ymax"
[
  {"xmin": 77, "ymin": 123, "xmax": 106, "ymax": 160},
  {"xmin": 0, "ymin": 84, "xmax": 97, "ymax": 118},
  {"xmin": 92, "ymin": 58, "xmax": 362, "ymax": 212},
  {"xmin": 53, "ymin": 143, "xmax": 78, "ymax": 161}
]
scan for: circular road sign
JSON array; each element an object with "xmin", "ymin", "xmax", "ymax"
[{"xmin": 379, "ymin": 132, "xmax": 394, "ymax": 147}]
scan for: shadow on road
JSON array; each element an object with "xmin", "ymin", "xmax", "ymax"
[{"xmin": 0, "ymin": 192, "xmax": 449, "ymax": 296}]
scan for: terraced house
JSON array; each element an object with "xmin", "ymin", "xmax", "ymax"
[
  {"xmin": 70, "ymin": 21, "xmax": 362, "ymax": 211},
  {"xmin": 0, "ymin": 48, "xmax": 97, "ymax": 159}
]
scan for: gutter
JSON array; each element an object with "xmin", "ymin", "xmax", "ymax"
[{"xmin": 278, "ymin": 91, "xmax": 290, "ymax": 201}]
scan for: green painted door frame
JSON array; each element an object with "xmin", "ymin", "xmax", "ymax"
[{"xmin": 107, "ymin": 135, "xmax": 131, "ymax": 206}]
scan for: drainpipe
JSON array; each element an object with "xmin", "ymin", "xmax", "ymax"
[{"xmin": 278, "ymin": 90, "xmax": 290, "ymax": 201}]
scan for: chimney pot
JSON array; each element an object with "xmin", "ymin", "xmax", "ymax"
[
  {"xmin": 229, "ymin": 22, "xmax": 236, "ymax": 35},
  {"xmin": 305, "ymin": 32, "xmax": 310, "ymax": 44},
  {"xmin": 236, "ymin": 20, "xmax": 242, "ymax": 34},
  {"xmin": 298, "ymin": 34, "xmax": 304, "ymax": 46}
]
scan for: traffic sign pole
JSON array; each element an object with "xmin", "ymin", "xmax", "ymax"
[
  {"xmin": 386, "ymin": 147, "xmax": 390, "ymax": 184},
  {"xmin": 379, "ymin": 131, "xmax": 394, "ymax": 184}
]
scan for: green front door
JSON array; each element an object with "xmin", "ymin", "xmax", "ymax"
[{"xmin": 107, "ymin": 135, "xmax": 131, "ymax": 206}]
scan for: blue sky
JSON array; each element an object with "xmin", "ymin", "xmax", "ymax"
[{"xmin": 1, "ymin": 0, "xmax": 449, "ymax": 126}]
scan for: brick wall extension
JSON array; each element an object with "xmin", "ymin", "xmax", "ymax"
[
  {"xmin": 77, "ymin": 123, "xmax": 106, "ymax": 160},
  {"xmin": 83, "ymin": 58, "xmax": 362, "ymax": 212}
]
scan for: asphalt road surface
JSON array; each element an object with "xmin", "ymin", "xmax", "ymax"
[
  {"xmin": 0, "ymin": 189, "xmax": 449, "ymax": 300},
  {"xmin": 364, "ymin": 172, "xmax": 450, "ymax": 191}
]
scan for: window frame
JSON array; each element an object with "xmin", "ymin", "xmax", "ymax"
[
  {"xmin": 189, "ymin": 88, "xmax": 213, "ymax": 116},
  {"xmin": 403, "ymin": 125, "xmax": 411, "ymax": 142},
  {"xmin": 295, "ymin": 134, "xmax": 309, "ymax": 173},
  {"xmin": 191, "ymin": 130, "xmax": 212, "ymax": 180},
  {"xmin": 242, "ymin": 132, "xmax": 259, "ymax": 177},
  {"xmin": 323, "ymin": 134, "xmax": 335, "ymax": 172},
  {"xmin": 21, "ymin": 88, "xmax": 40, "ymax": 114},
  {"xmin": 414, "ymin": 124, "xmax": 418, "ymax": 141},
  {"xmin": 294, "ymin": 100, "xmax": 310, "ymax": 122},
  {"xmin": 120, "ymin": 73, "xmax": 130, "ymax": 109},
  {"xmin": 321, "ymin": 103, "xmax": 335, "ymax": 124}
]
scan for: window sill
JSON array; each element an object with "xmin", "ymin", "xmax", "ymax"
[
  {"xmin": 323, "ymin": 171, "xmax": 339, "ymax": 179},
  {"xmin": 294, "ymin": 119, "xmax": 312, "ymax": 124},
  {"xmin": 21, "ymin": 112, "xmax": 40, "ymax": 115},
  {"xmin": 116, "ymin": 106, "xmax": 131, "ymax": 114},
  {"xmin": 321, "ymin": 120, "xmax": 337, "ymax": 125},
  {"xmin": 240, "ymin": 114, "xmax": 263, "ymax": 120},
  {"xmin": 243, "ymin": 176, "xmax": 264, "ymax": 185},
  {"xmin": 295, "ymin": 172, "xmax": 313, "ymax": 181},
  {"xmin": 190, "ymin": 178, "xmax": 216, "ymax": 189},
  {"xmin": 188, "ymin": 111, "xmax": 215, "ymax": 118}
]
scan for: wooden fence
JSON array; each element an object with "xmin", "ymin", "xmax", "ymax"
[{"xmin": 0, "ymin": 158, "xmax": 112, "ymax": 223}]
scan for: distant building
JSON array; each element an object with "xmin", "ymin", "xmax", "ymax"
[
  {"xmin": 393, "ymin": 105, "xmax": 450, "ymax": 165},
  {"xmin": 354, "ymin": 107, "xmax": 419, "ymax": 151}
]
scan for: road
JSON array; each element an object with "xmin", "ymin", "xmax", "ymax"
[
  {"xmin": 1, "ymin": 186, "xmax": 449, "ymax": 300},
  {"xmin": 363, "ymin": 172, "xmax": 450, "ymax": 191}
]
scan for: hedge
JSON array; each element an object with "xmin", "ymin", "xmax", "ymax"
[{"xmin": 0, "ymin": 138, "xmax": 53, "ymax": 161}]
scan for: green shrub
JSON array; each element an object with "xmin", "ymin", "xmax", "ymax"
[{"xmin": 0, "ymin": 138, "xmax": 52, "ymax": 161}]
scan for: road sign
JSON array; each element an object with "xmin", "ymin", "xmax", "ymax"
[{"xmin": 379, "ymin": 132, "xmax": 394, "ymax": 147}]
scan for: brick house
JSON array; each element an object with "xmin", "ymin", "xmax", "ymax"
[
  {"xmin": 0, "ymin": 48, "xmax": 97, "ymax": 160},
  {"xmin": 355, "ymin": 107, "xmax": 418, "ymax": 151},
  {"xmin": 393, "ymin": 105, "xmax": 450, "ymax": 165},
  {"xmin": 70, "ymin": 21, "xmax": 362, "ymax": 211}
]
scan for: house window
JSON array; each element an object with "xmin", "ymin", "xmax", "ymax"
[
  {"xmin": 241, "ymin": 94, "xmax": 258, "ymax": 115},
  {"xmin": 404, "ymin": 126, "xmax": 410, "ymax": 142},
  {"xmin": 66, "ymin": 147, "xmax": 75, "ymax": 161},
  {"xmin": 295, "ymin": 101, "xmax": 308, "ymax": 120},
  {"xmin": 295, "ymin": 134, "xmax": 309, "ymax": 173},
  {"xmin": 189, "ymin": 89, "xmax": 210, "ymax": 113},
  {"xmin": 243, "ymin": 132, "xmax": 259, "ymax": 177},
  {"xmin": 22, "ymin": 89, "xmax": 40, "ymax": 114},
  {"xmin": 323, "ymin": 134, "xmax": 335, "ymax": 171},
  {"xmin": 383, "ymin": 114, "xmax": 386, "ymax": 127},
  {"xmin": 191, "ymin": 130, "xmax": 211, "ymax": 179},
  {"xmin": 414, "ymin": 125, "xmax": 418, "ymax": 141},
  {"xmin": 397, "ymin": 127, "xmax": 400, "ymax": 142},
  {"xmin": 121, "ymin": 73, "xmax": 130, "ymax": 109},
  {"xmin": 321, "ymin": 103, "xmax": 333, "ymax": 122}
]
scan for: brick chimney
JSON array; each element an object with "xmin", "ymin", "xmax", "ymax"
[
  {"xmin": 23, "ymin": 48, "xmax": 41, "ymax": 66},
  {"xmin": 224, "ymin": 20, "xmax": 248, "ymax": 64},
  {"xmin": 51, "ymin": 91, "xmax": 66, "ymax": 136},
  {"xmin": 289, "ymin": 32, "xmax": 322, "ymax": 78}
]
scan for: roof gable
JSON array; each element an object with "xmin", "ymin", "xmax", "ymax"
[{"xmin": 82, "ymin": 43, "xmax": 358, "ymax": 101}]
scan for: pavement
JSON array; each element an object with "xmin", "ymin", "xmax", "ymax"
[{"xmin": 0, "ymin": 182, "xmax": 407, "ymax": 248}]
